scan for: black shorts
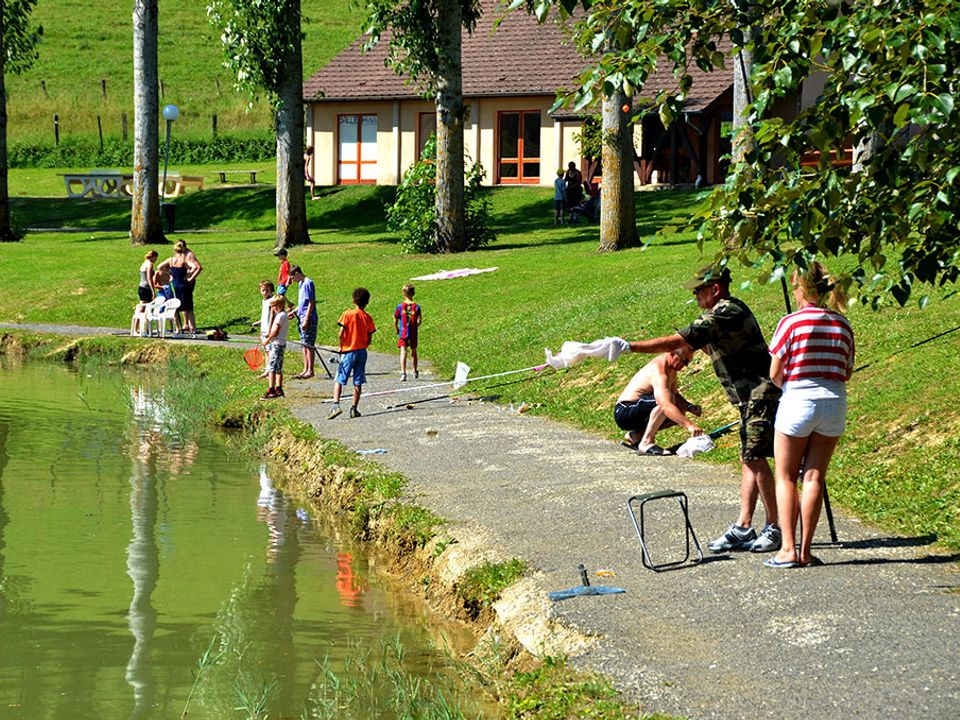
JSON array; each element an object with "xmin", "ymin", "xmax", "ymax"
[
  {"xmin": 137, "ymin": 285, "xmax": 153, "ymax": 303},
  {"xmin": 614, "ymin": 396, "xmax": 657, "ymax": 432}
]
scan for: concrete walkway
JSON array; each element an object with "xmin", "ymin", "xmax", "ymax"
[{"xmin": 7, "ymin": 324, "xmax": 960, "ymax": 718}]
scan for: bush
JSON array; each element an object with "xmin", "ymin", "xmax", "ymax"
[
  {"xmin": 386, "ymin": 137, "xmax": 496, "ymax": 253},
  {"xmin": 8, "ymin": 132, "xmax": 275, "ymax": 168}
]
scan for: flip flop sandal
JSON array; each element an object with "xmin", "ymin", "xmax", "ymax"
[
  {"xmin": 638, "ymin": 444, "xmax": 671, "ymax": 456},
  {"xmin": 799, "ymin": 556, "xmax": 825, "ymax": 568},
  {"xmin": 620, "ymin": 439, "xmax": 640, "ymax": 451},
  {"xmin": 764, "ymin": 555, "xmax": 799, "ymax": 569}
]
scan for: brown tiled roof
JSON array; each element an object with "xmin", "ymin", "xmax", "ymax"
[{"xmin": 304, "ymin": 1, "xmax": 731, "ymax": 112}]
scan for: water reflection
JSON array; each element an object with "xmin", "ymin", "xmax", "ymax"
[{"xmin": 0, "ymin": 365, "xmax": 478, "ymax": 719}]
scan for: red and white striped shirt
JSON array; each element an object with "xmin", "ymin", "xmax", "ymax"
[{"xmin": 769, "ymin": 305, "xmax": 855, "ymax": 383}]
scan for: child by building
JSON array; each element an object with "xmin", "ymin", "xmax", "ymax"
[
  {"xmin": 261, "ymin": 295, "xmax": 289, "ymax": 399},
  {"xmin": 553, "ymin": 169, "xmax": 566, "ymax": 225},
  {"xmin": 393, "ymin": 283, "xmax": 421, "ymax": 381},
  {"xmin": 275, "ymin": 248, "xmax": 291, "ymax": 295},
  {"xmin": 328, "ymin": 288, "xmax": 376, "ymax": 419}
]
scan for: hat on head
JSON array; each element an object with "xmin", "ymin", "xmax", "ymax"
[
  {"xmin": 682, "ymin": 264, "xmax": 731, "ymax": 290},
  {"xmin": 273, "ymin": 247, "xmax": 288, "ymax": 257}
]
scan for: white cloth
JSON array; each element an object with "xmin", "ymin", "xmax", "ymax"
[
  {"xmin": 544, "ymin": 337, "xmax": 631, "ymax": 369},
  {"xmin": 410, "ymin": 267, "xmax": 498, "ymax": 281},
  {"xmin": 675, "ymin": 435, "xmax": 715, "ymax": 458}
]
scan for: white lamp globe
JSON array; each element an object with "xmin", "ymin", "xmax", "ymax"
[{"xmin": 162, "ymin": 104, "xmax": 180, "ymax": 122}]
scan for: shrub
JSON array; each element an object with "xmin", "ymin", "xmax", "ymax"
[
  {"xmin": 8, "ymin": 132, "xmax": 275, "ymax": 168},
  {"xmin": 386, "ymin": 136, "xmax": 496, "ymax": 253}
]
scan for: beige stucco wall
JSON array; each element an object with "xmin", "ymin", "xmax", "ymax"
[{"xmin": 308, "ymin": 96, "xmax": 587, "ymax": 188}]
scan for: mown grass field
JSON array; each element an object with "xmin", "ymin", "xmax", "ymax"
[
  {"xmin": 7, "ymin": 0, "xmax": 362, "ymax": 141},
  {"xmin": 3, "ymin": 176, "xmax": 959, "ymax": 549}
]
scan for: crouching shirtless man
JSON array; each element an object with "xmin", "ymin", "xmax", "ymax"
[{"xmin": 615, "ymin": 347, "xmax": 703, "ymax": 455}]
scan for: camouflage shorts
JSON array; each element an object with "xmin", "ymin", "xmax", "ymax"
[{"xmin": 739, "ymin": 398, "xmax": 778, "ymax": 461}]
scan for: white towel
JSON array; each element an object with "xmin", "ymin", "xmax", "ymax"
[
  {"xmin": 676, "ymin": 435, "xmax": 716, "ymax": 458},
  {"xmin": 544, "ymin": 337, "xmax": 631, "ymax": 369}
]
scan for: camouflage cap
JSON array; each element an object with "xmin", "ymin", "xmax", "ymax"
[{"xmin": 682, "ymin": 264, "xmax": 732, "ymax": 290}]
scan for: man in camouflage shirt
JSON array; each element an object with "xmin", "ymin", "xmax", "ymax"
[{"xmin": 627, "ymin": 265, "xmax": 783, "ymax": 554}]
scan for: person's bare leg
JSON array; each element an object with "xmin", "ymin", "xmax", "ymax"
[
  {"xmin": 399, "ymin": 346, "xmax": 407, "ymax": 375},
  {"xmin": 301, "ymin": 347, "xmax": 314, "ymax": 378},
  {"xmin": 639, "ymin": 406, "xmax": 670, "ymax": 447},
  {"xmin": 770, "ymin": 431, "xmax": 808, "ymax": 564},
  {"xmin": 410, "ymin": 347, "xmax": 418, "ymax": 375},
  {"xmin": 798, "ymin": 433, "xmax": 839, "ymax": 564},
  {"xmin": 737, "ymin": 458, "xmax": 777, "ymax": 528},
  {"xmin": 351, "ymin": 384, "xmax": 361, "ymax": 409},
  {"xmin": 332, "ymin": 382, "xmax": 342, "ymax": 404}
]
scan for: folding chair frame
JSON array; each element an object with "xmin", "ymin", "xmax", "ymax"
[{"xmin": 627, "ymin": 490, "xmax": 703, "ymax": 572}]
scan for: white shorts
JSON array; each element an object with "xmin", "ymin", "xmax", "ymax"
[{"xmin": 775, "ymin": 393, "xmax": 847, "ymax": 437}]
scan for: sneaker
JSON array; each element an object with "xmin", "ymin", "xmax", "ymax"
[
  {"xmin": 414, "ymin": 370, "xmax": 419, "ymax": 379},
  {"xmin": 400, "ymin": 373, "xmax": 407, "ymax": 382},
  {"xmin": 261, "ymin": 389, "xmax": 277, "ymax": 400},
  {"xmin": 349, "ymin": 406, "xmax": 361, "ymax": 419},
  {"xmin": 750, "ymin": 524, "xmax": 782, "ymax": 553},
  {"xmin": 275, "ymin": 387, "xmax": 285, "ymax": 398},
  {"xmin": 327, "ymin": 405, "xmax": 342, "ymax": 420},
  {"xmin": 707, "ymin": 524, "xmax": 757, "ymax": 553}
]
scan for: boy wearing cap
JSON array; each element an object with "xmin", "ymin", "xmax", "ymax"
[{"xmin": 628, "ymin": 265, "xmax": 783, "ymax": 554}]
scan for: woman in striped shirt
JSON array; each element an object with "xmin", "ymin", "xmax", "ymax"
[{"xmin": 764, "ymin": 262, "xmax": 854, "ymax": 568}]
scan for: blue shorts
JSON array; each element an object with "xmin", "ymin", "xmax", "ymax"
[
  {"xmin": 277, "ymin": 284, "xmax": 287, "ymax": 295},
  {"xmin": 336, "ymin": 349, "xmax": 368, "ymax": 386},
  {"xmin": 298, "ymin": 318, "xmax": 317, "ymax": 347}
]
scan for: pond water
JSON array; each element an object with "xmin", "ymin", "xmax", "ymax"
[{"xmin": 0, "ymin": 359, "xmax": 482, "ymax": 719}]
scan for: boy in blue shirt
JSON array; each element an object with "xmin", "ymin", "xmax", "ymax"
[{"xmin": 287, "ymin": 266, "xmax": 318, "ymax": 379}]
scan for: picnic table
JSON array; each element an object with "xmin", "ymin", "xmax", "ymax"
[
  {"xmin": 60, "ymin": 171, "xmax": 203, "ymax": 199},
  {"xmin": 216, "ymin": 169, "xmax": 259, "ymax": 184}
]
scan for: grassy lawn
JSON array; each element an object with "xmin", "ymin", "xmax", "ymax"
[
  {"xmin": 3, "ymin": 178, "xmax": 959, "ymax": 549},
  {"xmin": 7, "ymin": 0, "xmax": 362, "ymax": 141}
]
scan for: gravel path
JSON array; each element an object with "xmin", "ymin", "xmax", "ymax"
[{"xmin": 8, "ymin": 324, "xmax": 960, "ymax": 719}]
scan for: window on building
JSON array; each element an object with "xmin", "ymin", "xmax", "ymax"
[
  {"xmin": 497, "ymin": 110, "xmax": 541, "ymax": 183},
  {"xmin": 338, "ymin": 114, "xmax": 377, "ymax": 184},
  {"xmin": 417, "ymin": 112, "xmax": 437, "ymax": 159}
]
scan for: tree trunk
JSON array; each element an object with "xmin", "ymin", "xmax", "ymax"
[
  {"xmin": 130, "ymin": 0, "xmax": 164, "ymax": 245},
  {"xmin": 274, "ymin": 0, "xmax": 309, "ymax": 249},
  {"xmin": 732, "ymin": 30, "xmax": 756, "ymax": 164},
  {"xmin": 0, "ymin": 6, "xmax": 16, "ymax": 243},
  {"xmin": 434, "ymin": 0, "xmax": 465, "ymax": 253},
  {"xmin": 598, "ymin": 90, "xmax": 637, "ymax": 251}
]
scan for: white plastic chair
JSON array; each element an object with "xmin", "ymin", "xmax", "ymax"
[
  {"xmin": 130, "ymin": 302, "xmax": 150, "ymax": 336},
  {"xmin": 142, "ymin": 297, "xmax": 166, "ymax": 337},
  {"xmin": 154, "ymin": 298, "xmax": 181, "ymax": 337}
]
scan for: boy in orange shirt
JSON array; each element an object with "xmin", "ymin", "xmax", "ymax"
[{"xmin": 328, "ymin": 287, "xmax": 376, "ymax": 419}]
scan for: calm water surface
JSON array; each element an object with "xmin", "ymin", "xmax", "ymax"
[{"xmin": 0, "ymin": 360, "xmax": 476, "ymax": 719}]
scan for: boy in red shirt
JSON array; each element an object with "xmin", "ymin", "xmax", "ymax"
[
  {"xmin": 328, "ymin": 287, "xmax": 376, "ymax": 419},
  {"xmin": 275, "ymin": 247, "xmax": 291, "ymax": 295}
]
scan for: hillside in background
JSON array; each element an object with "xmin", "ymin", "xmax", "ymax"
[{"xmin": 6, "ymin": 0, "xmax": 364, "ymax": 142}]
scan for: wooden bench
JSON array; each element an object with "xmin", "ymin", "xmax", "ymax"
[
  {"xmin": 161, "ymin": 174, "xmax": 205, "ymax": 198},
  {"xmin": 216, "ymin": 169, "xmax": 258, "ymax": 184}
]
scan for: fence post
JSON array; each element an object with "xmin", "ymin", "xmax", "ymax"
[
  {"xmin": 97, "ymin": 115, "xmax": 104, "ymax": 151},
  {"xmin": 100, "ymin": 79, "xmax": 107, "ymax": 100},
  {"xmin": 122, "ymin": 112, "xmax": 128, "ymax": 143},
  {"xmin": 215, "ymin": 77, "xmax": 221, "ymax": 96},
  {"xmin": 159, "ymin": 78, "xmax": 164, "ymax": 98},
  {"xmin": 41, "ymin": 79, "xmax": 48, "ymax": 98},
  {"xmin": 53, "ymin": 114, "xmax": 60, "ymax": 146},
  {"xmin": 212, "ymin": 114, "xmax": 218, "ymax": 137}
]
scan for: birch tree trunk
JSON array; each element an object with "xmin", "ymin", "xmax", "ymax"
[
  {"xmin": 274, "ymin": 0, "xmax": 309, "ymax": 249},
  {"xmin": 0, "ymin": 5, "xmax": 15, "ymax": 242},
  {"xmin": 732, "ymin": 29, "xmax": 756, "ymax": 165},
  {"xmin": 434, "ymin": 0, "xmax": 465, "ymax": 254},
  {"xmin": 598, "ymin": 89, "xmax": 637, "ymax": 251},
  {"xmin": 130, "ymin": 0, "xmax": 164, "ymax": 245}
]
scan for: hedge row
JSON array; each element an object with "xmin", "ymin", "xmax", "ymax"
[{"xmin": 8, "ymin": 133, "xmax": 276, "ymax": 168}]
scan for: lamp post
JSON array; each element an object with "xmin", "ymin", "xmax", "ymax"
[{"xmin": 161, "ymin": 104, "xmax": 179, "ymax": 233}]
